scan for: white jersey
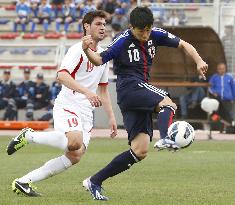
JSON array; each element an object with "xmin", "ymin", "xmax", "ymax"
[
  {"xmin": 53, "ymin": 42, "xmax": 109, "ymax": 148},
  {"xmin": 55, "ymin": 41, "xmax": 109, "ymax": 112}
]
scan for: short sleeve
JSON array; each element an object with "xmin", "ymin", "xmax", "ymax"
[
  {"xmin": 99, "ymin": 63, "xmax": 109, "ymax": 86},
  {"xmin": 58, "ymin": 45, "xmax": 82, "ymax": 74},
  {"xmin": 100, "ymin": 30, "xmax": 129, "ymax": 64},
  {"xmin": 152, "ymin": 27, "xmax": 180, "ymax": 48}
]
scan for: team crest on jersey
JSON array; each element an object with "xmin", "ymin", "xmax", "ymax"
[
  {"xmin": 148, "ymin": 40, "xmax": 153, "ymax": 46},
  {"xmin": 86, "ymin": 61, "xmax": 94, "ymax": 72},
  {"xmin": 129, "ymin": 43, "xmax": 135, "ymax": 48}
]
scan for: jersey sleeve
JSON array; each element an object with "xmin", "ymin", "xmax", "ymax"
[
  {"xmin": 58, "ymin": 45, "xmax": 82, "ymax": 74},
  {"xmin": 152, "ymin": 27, "xmax": 180, "ymax": 48},
  {"xmin": 99, "ymin": 62, "xmax": 109, "ymax": 86},
  {"xmin": 100, "ymin": 31, "xmax": 128, "ymax": 64}
]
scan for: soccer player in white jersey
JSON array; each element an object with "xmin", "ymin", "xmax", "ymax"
[{"xmin": 6, "ymin": 10, "xmax": 117, "ymax": 197}]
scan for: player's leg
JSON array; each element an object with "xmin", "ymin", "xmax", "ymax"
[
  {"xmin": 13, "ymin": 145, "xmax": 86, "ymax": 197},
  {"xmin": 6, "ymin": 105, "xmax": 83, "ymax": 155},
  {"xmin": 83, "ymin": 134, "xmax": 148, "ymax": 201},
  {"xmin": 154, "ymin": 96, "xmax": 179, "ymax": 151},
  {"xmin": 6, "ymin": 128, "xmax": 69, "ymax": 155},
  {"xmin": 86, "ymin": 133, "xmax": 148, "ymax": 184},
  {"xmin": 117, "ymin": 81, "xmax": 178, "ymax": 151},
  {"xmin": 11, "ymin": 106, "xmax": 92, "ymax": 196},
  {"xmin": 83, "ymin": 111, "xmax": 150, "ymax": 201}
]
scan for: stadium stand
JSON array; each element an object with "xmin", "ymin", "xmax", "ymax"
[{"xmin": 0, "ymin": 0, "xmax": 234, "ymax": 133}]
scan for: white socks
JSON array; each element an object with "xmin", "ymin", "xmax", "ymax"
[
  {"xmin": 26, "ymin": 130, "xmax": 68, "ymax": 151},
  {"xmin": 17, "ymin": 155, "xmax": 72, "ymax": 183}
]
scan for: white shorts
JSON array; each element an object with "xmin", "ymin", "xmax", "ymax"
[{"xmin": 53, "ymin": 103, "xmax": 93, "ymax": 149}]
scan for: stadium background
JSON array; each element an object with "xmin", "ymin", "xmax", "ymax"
[
  {"xmin": 0, "ymin": 1, "xmax": 235, "ymax": 204},
  {"xmin": 0, "ymin": 0, "xmax": 235, "ymax": 129}
]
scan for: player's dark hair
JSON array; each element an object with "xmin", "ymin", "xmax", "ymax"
[
  {"xmin": 130, "ymin": 7, "xmax": 154, "ymax": 29},
  {"xmin": 82, "ymin": 10, "xmax": 106, "ymax": 35}
]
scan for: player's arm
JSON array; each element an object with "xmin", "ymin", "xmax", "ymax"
[
  {"xmin": 57, "ymin": 71, "xmax": 101, "ymax": 107},
  {"xmin": 178, "ymin": 40, "xmax": 208, "ymax": 80},
  {"xmin": 82, "ymin": 34, "xmax": 122, "ymax": 66},
  {"xmin": 82, "ymin": 35, "xmax": 103, "ymax": 66},
  {"xmin": 98, "ymin": 85, "xmax": 117, "ymax": 138}
]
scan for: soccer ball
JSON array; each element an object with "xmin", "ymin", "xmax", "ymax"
[{"xmin": 168, "ymin": 121, "xmax": 195, "ymax": 148}]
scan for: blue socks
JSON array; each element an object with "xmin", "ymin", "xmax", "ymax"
[
  {"xmin": 64, "ymin": 22, "xmax": 69, "ymax": 33},
  {"xmin": 31, "ymin": 22, "xmax": 36, "ymax": 33},
  {"xmin": 157, "ymin": 106, "xmax": 175, "ymax": 139},
  {"xmin": 56, "ymin": 22, "xmax": 60, "ymax": 32},
  {"xmin": 90, "ymin": 149, "xmax": 140, "ymax": 186}
]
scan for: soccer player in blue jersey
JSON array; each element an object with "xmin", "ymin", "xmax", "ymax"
[{"xmin": 82, "ymin": 7, "xmax": 208, "ymax": 200}]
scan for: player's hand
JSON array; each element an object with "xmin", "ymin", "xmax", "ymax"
[
  {"xmin": 109, "ymin": 117, "xmax": 117, "ymax": 138},
  {"xmin": 197, "ymin": 60, "xmax": 208, "ymax": 80},
  {"xmin": 84, "ymin": 90, "xmax": 102, "ymax": 107},
  {"xmin": 82, "ymin": 35, "xmax": 93, "ymax": 51}
]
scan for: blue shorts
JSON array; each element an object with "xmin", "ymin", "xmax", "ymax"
[{"xmin": 117, "ymin": 76, "xmax": 168, "ymax": 144}]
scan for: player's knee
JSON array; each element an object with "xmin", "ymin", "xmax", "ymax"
[
  {"xmin": 66, "ymin": 147, "xmax": 86, "ymax": 165},
  {"xmin": 132, "ymin": 148, "xmax": 148, "ymax": 160},
  {"xmin": 66, "ymin": 131, "xmax": 83, "ymax": 151},
  {"xmin": 66, "ymin": 153, "xmax": 81, "ymax": 164},
  {"xmin": 159, "ymin": 96, "xmax": 177, "ymax": 110},
  {"xmin": 67, "ymin": 141, "xmax": 82, "ymax": 151}
]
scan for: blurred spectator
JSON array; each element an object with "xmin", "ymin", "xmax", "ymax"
[
  {"xmin": 55, "ymin": 0, "xmax": 76, "ymax": 33},
  {"xmin": 74, "ymin": 0, "xmax": 84, "ymax": 9},
  {"xmin": 101, "ymin": 0, "xmax": 117, "ymax": 23},
  {"xmin": 29, "ymin": 0, "xmax": 39, "ymax": 33},
  {"xmin": 179, "ymin": 76, "xmax": 207, "ymax": 119},
  {"xmin": 209, "ymin": 62, "xmax": 235, "ymax": 124},
  {"xmin": 178, "ymin": 9, "xmax": 187, "ymax": 26},
  {"xmin": 34, "ymin": 73, "xmax": 50, "ymax": 110},
  {"xmin": 117, "ymin": 0, "xmax": 131, "ymax": 14},
  {"xmin": 221, "ymin": 25, "xmax": 234, "ymax": 73},
  {"xmin": 82, "ymin": 0, "xmax": 96, "ymax": 16},
  {"xmin": 51, "ymin": 0, "xmax": 65, "ymax": 5},
  {"xmin": 111, "ymin": 8, "xmax": 128, "ymax": 31},
  {"xmin": 38, "ymin": 80, "xmax": 62, "ymax": 121},
  {"xmin": 168, "ymin": 10, "xmax": 179, "ymax": 26},
  {"xmin": 150, "ymin": 3, "xmax": 165, "ymax": 26},
  {"xmin": 103, "ymin": 0, "xmax": 117, "ymax": 15},
  {"xmin": 30, "ymin": 0, "xmax": 52, "ymax": 33},
  {"xmin": 0, "ymin": 70, "xmax": 18, "ymax": 120},
  {"xmin": 13, "ymin": 0, "xmax": 30, "ymax": 33},
  {"xmin": 15, "ymin": 68, "xmax": 36, "ymax": 121},
  {"xmin": 74, "ymin": 0, "xmax": 85, "ymax": 31},
  {"xmin": 77, "ymin": 0, "xmax": 96, "ymax": 32},
  {"xmin": 111, "ymin": 23, "xmax": 122, "ymax": 39}
]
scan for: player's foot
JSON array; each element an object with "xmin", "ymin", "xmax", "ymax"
[
  {"xmin": 82, "ymin": 177, "xmax": 108, "ymax": 201},
  {"xmin": 12, "ymin": 179, "xmax": 41, "ymax": 197},
  {"xmin": 6, "ymin": 128, "xmax": 34, "ymax": 155},
  {"xmin": 154, "ymin": 138, "xmax": 180, "ymax": 152}
]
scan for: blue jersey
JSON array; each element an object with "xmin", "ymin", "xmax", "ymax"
[{"xmin": 101, "ymin": 27, "xmax": 180, "ymax": 82}]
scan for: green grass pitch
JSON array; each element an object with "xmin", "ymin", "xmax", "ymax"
[{"xmin": 0, "ymin": 136, "xmax": 235, "ymax": 205}]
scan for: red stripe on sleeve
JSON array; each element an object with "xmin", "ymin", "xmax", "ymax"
[
  {"xmin": 57, "ymin": 69, "xmax": 70, "ymax": 74},
  {"xmin": 71, "ymin": 54, "xmax": 83, "ymax": 79},
  {"xmin": 98, "ymin": 82, "xmax": 108, "ymax": 86}
]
